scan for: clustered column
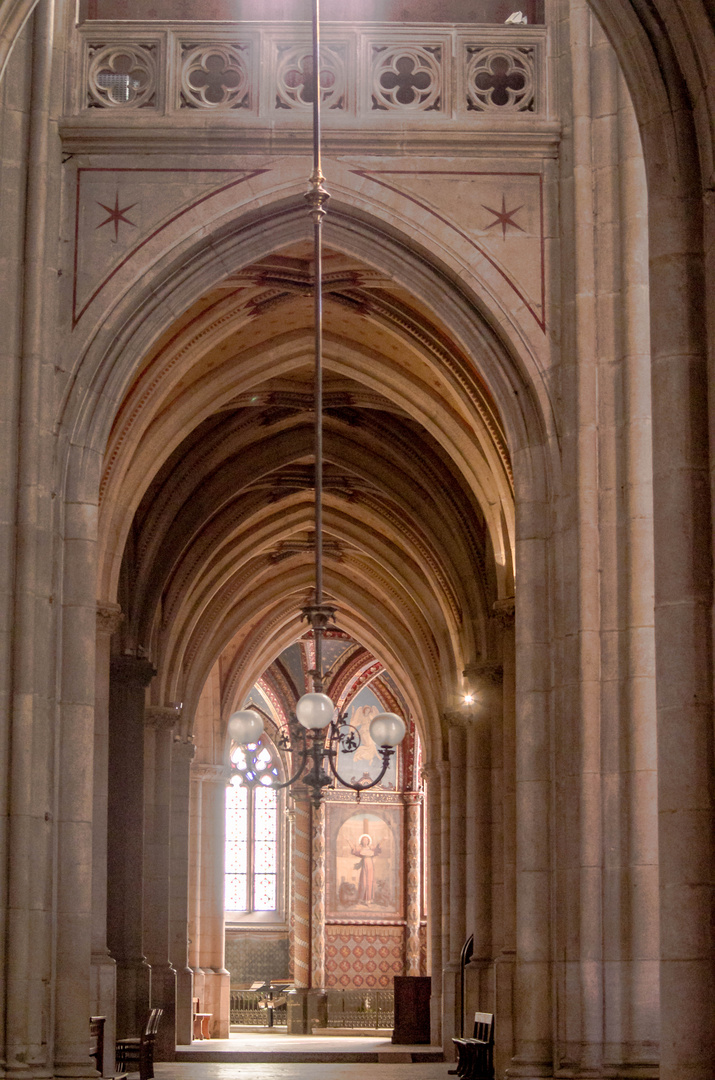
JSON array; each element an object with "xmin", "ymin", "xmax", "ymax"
[
  {"xmin": 143, "ymin": 707, "xmax": 180, "ymax": 1060},
  {"xmin": 188, "ymin": 763, "xmax": 231, "ymax": 1037},
  {"xmin": 107, "ymin": 655, "xmax": 155, "ymax": 1039}
]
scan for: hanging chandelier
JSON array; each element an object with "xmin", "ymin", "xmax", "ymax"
[{"xmin": 227, "ymin": 0, "xmax": 406, "ymax": 806}]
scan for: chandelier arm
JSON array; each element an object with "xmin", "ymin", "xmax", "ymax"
[
  {"xmin": 268, "ymin": 744, "xmax": 312, "ymax": 790},
  {"xmin": 326, "ymin": 746, "xmax": 394, "ymax": 792}
]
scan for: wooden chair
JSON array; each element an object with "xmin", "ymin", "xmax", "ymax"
[
  {"xmin": 192, "ymin": 997, "xmax": 212, "ymax": 1040},
  {"xmin": 89, "ymin": 1016, "xmax": 105, "ymax": 1076},
  {"xmin": 115, "ymin": 1008, "xmax": 163, "ymax": 1080},
  {"xmin": 451, "ymin": 1012, "xmax": 494, "ymax": 1080}
]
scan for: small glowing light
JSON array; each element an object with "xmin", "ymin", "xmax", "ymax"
[{"xmin": 463, "ymin": 693, "xmax": 474, "ymax": 705}]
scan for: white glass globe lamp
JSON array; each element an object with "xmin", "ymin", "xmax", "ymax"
[
  {"xmin": 227, "ymin": 709, "xmax": 265, "ymax": 745},
  {"xmin": 295, "ymin": 692, "xmax": 334, "ymax": 729},
  {"xmin": 369, "ymin": 712, "xmax": 406, "ymax": 747}
]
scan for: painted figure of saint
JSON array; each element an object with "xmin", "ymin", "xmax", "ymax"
[{"xmin": 350, "ymin": 833, "xmax": 382, "ymax": 903}]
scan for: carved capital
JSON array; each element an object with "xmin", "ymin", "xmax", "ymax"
[
  {"xmin": 145, "ymin": 705, "xmax": 181, "ymax": 732},
  {"xmin": 172, "ymin": 737, "xmax": 196, "ymax": 764},
  {"xmin": 403, "ymin": 791, "xmax": 423, "ymax": 806},
  {"xmin": 191, "ymin": 762, "xmax": 232, "ymax": 785},
  {"xmin": 491, "ymin": 596, "xmax": 515, "ymax": 626},
  {"xmin": 463, "ymin": 661, "xmax": 503, "ymax": 686},
  {"xmin": 96, "ymin": 602, "xmax": 124, "ymax": 636},
  {"xmin": 443, "ymin": 708, "xmax": 472, "ymax": 728},
  {"xmin": 110, "ymin": 654, "xmax": 156, "ymax": 688}
]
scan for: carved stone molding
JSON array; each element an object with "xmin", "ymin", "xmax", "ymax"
[
  {"xmin": 172, "ymin": 737, "xmax": 196, "ymax": 765},
  {"xmin": 145, "ymin": 705, "xmax": 181, "ymax": 731},
  {"xmin": 463, "ymin": 661, "xmax": 504, "ymax": 685},
  {"xmin": 191, "ymin": 762, "xmax": 232, "ymax": 784},
  {"xmin": 96, "ymin": 601, "xmax": 124, "ymax": 636},
  {"xmin": 491, "ymin": 596, "xmax": 515, "ymax": 626},
  {"xmin": 419, "ymin": 762, "xmax": 439, "ymax": 785},
  {"xmin": 109, "ymin": 654, "xmax": 156, "ymax": 687},
  {"xmin": 403, "ymin": 790, "xmax": 424, "ymax": 806}
]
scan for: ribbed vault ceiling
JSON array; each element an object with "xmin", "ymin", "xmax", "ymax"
[{"xmin": 104, "ymin": 242, "xmax": 514, "ymax": 755}]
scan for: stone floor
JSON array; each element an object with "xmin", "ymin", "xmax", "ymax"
[
  {"xmin": 174, "ymin": 1033, "xmax": 443, "ymax": 1065},
  {"xmin": 158, "ymin": 1064, "xmax": 451, "ymax": 1080}
]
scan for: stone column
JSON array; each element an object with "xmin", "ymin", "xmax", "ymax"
[
  {"xmin": 463, "ymin": 664, "xmax": 501, "ymax": 1025},
  {"xmin": 440, "ymin": 740, "xmax": 462, "ymax": 1060},
  {"xmin": 144, "ymin": 707, "xmax": 179, "ymax": 1060},
  {"xmin": 90, "ymin": 603, "xmax": 123, "ymax": 1076},
  {"xmin": 191, "ymin": 763, "xmax": 231, "ymax": 1037},
  {"xmin": 422, "ymin": 763, "xmax": 442, "ymax": 1046},
  {"xmin": 107, "ymin": 654, "xmax": 155, "ymax": 1039},
  {"xmin": 170, "ymin": 737, "xmax": 195, "ymax": 1047},
  {"xmin": 507, "ymin": 541, "xmax": 552, "ymax": 1079},
  {"xmin": 404, "ymin": 792, "xmax": 423, "ymax": 976},
  {"xmin": 492, "ymin": 601, "xmax": 516, "ymax": 1079}
]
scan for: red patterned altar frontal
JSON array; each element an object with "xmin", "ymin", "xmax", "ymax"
[{"xmin": 325, "ymin": 924, "xmax": 405, "ymax": 989}]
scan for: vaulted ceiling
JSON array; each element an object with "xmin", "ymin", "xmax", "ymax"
[{"xmin": 103, "ymin": 241, "xmax": 513, "ymax": 754}]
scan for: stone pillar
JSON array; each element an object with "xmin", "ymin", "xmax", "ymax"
[
  {"xmin": 191, "ymin": 763, "xmax": 231, "ymax": 1037},
  {"xmin": 310, "ymin": 800, "xmax": 326, "ymax": 992},
  {"xmin": 404, "ymin": 792, "xmax": 423, "ymax": 976},
  {"xmin": 440, "ymin": 743, "xmax": 461, "ymax": 1060},
  {"xmin": 107, "ymin": 654, "xmax": 155, "ymax": 1038},
  {"xmin": 422, "ymin": 764, "xmax": 442, "ymax": 1045},
  {"xmin": 463, "ymin": 664, "xmax": 501, "ymax": 1026},
  {"xmin": 90, "ymin": 604, "xmax": 123, "ymax": 1076},
  {"xmin": 492, "ymin": 601, "xmax": 516, "ymax": 1079},
  {"xmin": 170, "ymin": 737, "xmax": 195, "ymax": 1047},
  {"xmin": 144, "ymin": 707, "xmax": 179, "ymax": 1060},
  {"xmin": 507, "ymin": 541, "xmax": 552, "ymax": 1080}
]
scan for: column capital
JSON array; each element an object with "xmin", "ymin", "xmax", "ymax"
[
  {"xmin": 96, "ymin": 601, "xmax": 124, "ymax": 636},
  {"xmin": 491, "ymin": 596, "xmax": 515, "ymax": 626},
  {"xmin": 403, "ymin": 790, "xmax": 424, "ymax": 806},
  {"xmin": 145, "ymin": 705, "xmax": 181, "ymax": 732},
  {"xmin": 191, "ymin": 762, "xmax": 231, "ymax": 785},
  {"xmin": 172, "ymin": 736, "xmax": 196, "ymax": 764},
  {"xmin": 110, "ymin": 653, "xmax": 156, "ymax": 687},
  {"xmin": 463, "ymin": 661, "xmax": 504, "ymax": 686}
]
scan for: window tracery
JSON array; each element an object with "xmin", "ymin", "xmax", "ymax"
[{"xmin": 225, "ymin": 736, "xmax": 281, "ymax": 914}]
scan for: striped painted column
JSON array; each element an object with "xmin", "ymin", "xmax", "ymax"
[
  {"xmin": 311, "ymin": 801, "xmax": 326, "ymax": 989},
  {"xmin": 404, "ymin": 791, "xmax": 423, "ymax": 976},
  {"xmin": 291, "ymin": 795, "xmax": 312, "ymax": 988}
]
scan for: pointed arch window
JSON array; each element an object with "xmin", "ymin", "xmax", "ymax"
[{"xmin": 225, "ymin": 736, "xmax": 282, "ymax": 913}]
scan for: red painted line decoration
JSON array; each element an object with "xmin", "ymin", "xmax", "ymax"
[
  {"xmin": 72, "ymin": 167, "xmax": 270, "ymax": 328},
  {"xmin": 350, "ymin": 168, "xmax": 546, "ymax": 332}
]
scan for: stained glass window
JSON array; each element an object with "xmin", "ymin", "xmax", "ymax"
[{"xmin": 225, "ymin": 733, "xmax": 281, "ymax": 914}]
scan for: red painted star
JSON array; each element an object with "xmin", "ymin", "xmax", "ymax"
[
  {"xmin": 482, "ymin": 195, "xmax": 525, "ymax": 240},
  {"xmin": 96, "ymin": 192, "xmax": 137, "ymax": 241}
]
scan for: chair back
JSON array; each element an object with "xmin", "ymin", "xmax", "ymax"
[
  {"xmin": 472, "ymin": 1012, "xmax": 494, "ymax": 1043},
  {"xmin": 146, "ymin": 1007, "xmax": 163, "ymax": 1037}
]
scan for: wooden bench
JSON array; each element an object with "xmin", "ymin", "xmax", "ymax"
[
  {"xmin": 115, "ymin": 1008, "xmax": 163, "ymax": 1080},
  {"xmin": 192, "ymin": 998, "xmax": 212, "ymax": 1040},
  {"xmin": 451, "ymin": 1011, "xmax": 494, "ymax": 1080}
]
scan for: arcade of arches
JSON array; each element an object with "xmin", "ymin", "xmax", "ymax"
[{"xmin": 0, "ymin": 1, "xmax": 714, "ymax": 1079}]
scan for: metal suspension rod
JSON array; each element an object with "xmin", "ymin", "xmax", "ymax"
[{"xmin": 305, "ymin": 0, "xmax": 330, "ymax": 692}]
